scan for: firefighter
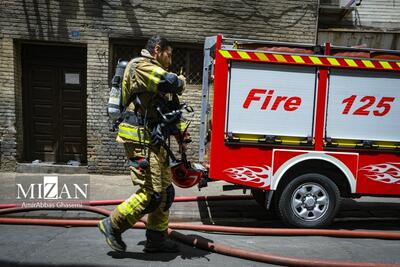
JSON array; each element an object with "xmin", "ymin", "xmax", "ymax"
[{"xmin": 98, "ymin": 35, "xmax": 186, "ymax": 253}]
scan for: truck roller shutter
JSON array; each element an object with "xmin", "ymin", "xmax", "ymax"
[
  {"xmin": 226, "ymin": 62, "xmax": 316, "ymax": 142},
  {"xmin": 326, "ymin": 69, "xmax": 400, "ymax": 145}
]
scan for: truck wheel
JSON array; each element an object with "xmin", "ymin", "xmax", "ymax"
[{"xmin": 277, "ymin": 173, "xmax": 340, "ymax": 228}]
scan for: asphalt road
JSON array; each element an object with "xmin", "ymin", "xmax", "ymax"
[{"xmin": 0, "ymin": 197, "xmax": 400, "ymax": 267}]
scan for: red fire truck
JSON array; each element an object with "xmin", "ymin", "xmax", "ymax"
[{"xmin": 197, "ymin": 35, "xmax": 400, "ymax": 228}]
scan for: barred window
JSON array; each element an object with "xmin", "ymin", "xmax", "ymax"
[
  {"xmin": 111, "ymin": 42, "xmax": 203, "ymax": 85},
  {"xmin": 168, "ymin": 47, "xmax": 203, "ymax": 84}
]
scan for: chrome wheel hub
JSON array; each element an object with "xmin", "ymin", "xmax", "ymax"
[{"xmin": 291, "ymin": 183, "xmax": 329, "ymax": 221}]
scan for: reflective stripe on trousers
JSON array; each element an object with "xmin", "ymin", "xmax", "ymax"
[
  {"xmin": 113, "ymin": 187, "xmax": 169, "ymax": 232},
  {"xmin": 110, "ymin": 144, "xmax": 171, "ymax": 232}
]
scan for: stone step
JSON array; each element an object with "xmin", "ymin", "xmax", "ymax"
[{"xmin": 16, "ymin": 163, "xmax": 87, "ymax": 174}]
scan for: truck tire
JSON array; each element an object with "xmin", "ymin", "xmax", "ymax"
[{"xmin": 277, "ymin": 173, "xmax": 340, "ymax": 228}]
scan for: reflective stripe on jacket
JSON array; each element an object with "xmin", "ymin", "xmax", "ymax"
[
  {"xmin": 118, "ymin": 49, "xmax": 186, "ymax": 144},
  {"xmin": 118, "ymin": 123, "xmax": 150, "ymax": 144},
  {"xmin": 176, "ymin": 119, "xmax": 189, "ymax": 132}
]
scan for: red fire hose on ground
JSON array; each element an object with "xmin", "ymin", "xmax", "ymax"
[
  {"xmin": 0, "ymin": 195, "xmax": 254, "ymax": 210},
  {"xmin": 0, "ymin": 196, "xmax": 399, "ymax": 267}
]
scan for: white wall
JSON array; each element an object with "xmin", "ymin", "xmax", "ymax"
[{"xmin": 354, "ymin": 0, "xmax": 400, "ymax": 29}]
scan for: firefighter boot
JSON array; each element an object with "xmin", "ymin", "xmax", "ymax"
[
  {"xmin": 98, "ymin": 217, "xmax": 127, "ymax": 252},
  {"xmin": 144, "ymin": 229, "xmax": 179, "ymax": 253}
]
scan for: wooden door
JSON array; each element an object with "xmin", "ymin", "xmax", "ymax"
[{"xmin": 22, "ymin": 44, "xmax": 87, "ymax": 163}]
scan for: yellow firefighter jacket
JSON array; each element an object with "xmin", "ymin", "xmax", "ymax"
[{"xmin": 117, "ymin": 49, "xmax": 186, "ymax": 144}]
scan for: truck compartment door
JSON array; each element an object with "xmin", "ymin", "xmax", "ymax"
[
  {"xmin": 326, "ymin": 69, "xmax": 400, "ymax": 144},
  {"xmin": 226, "ymin": 62, "xmax": 317, "ymax": 140}
]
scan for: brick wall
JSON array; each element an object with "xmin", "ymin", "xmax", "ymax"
[
  {"xmin": 0, "ymin": 0, "xmax": 317, "ymax": 173},
  {"xmin": 0, "ymin": 37, "xmax": 17, "ymax": 171}
]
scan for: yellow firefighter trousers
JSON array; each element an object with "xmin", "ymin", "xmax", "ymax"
[{"xmin": 110, "ymin": 143, "xmax": 172, "ymax": 232}]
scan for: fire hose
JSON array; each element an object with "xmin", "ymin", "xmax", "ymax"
[
  {"xmin": 0, "ymin": 195, "xmax": 254, "ymax": 210},
  {"xmin": 0, "ymin": 197, "xmax": 399, "ymax": 267}
]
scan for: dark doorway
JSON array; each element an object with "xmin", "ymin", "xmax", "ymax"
[{"xmin": 22, "ymin": 44, "xmax": 87, "ymax": 164}]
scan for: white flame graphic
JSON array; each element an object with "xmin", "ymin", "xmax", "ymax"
[
  {"xmin": 360, "ymin": 163, "xmax": 400, "ymax": 184},
  {"xmin": 224, "ymin": 165, "xmax": 271, "ymax": 188}
]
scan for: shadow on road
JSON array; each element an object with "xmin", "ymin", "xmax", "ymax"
[
  {"xmin": 106, "ymin": 236, "xmax": 211, "ymax": 262},
  {"xmin": 197, "ymin": 197, "xmax": 400, "ymax": 231},
  {"xmin": 0, "ymin": 260, "xmax": 107, "ymax": 267}
]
